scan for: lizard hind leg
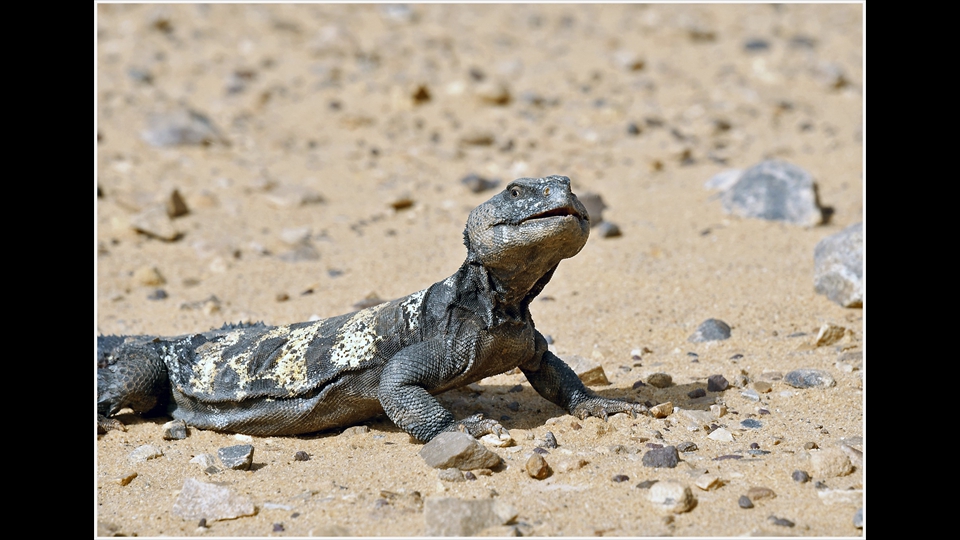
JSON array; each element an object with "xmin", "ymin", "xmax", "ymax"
[{"xmin": 97, "ymin": 339, "xmax": 171, "ymax": 433}]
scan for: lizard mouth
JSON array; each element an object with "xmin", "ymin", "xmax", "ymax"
[{"xmin": 523, "ymin": 205, "xmax": 583, "ymax": 222}]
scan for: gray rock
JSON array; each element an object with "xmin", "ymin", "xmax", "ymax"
[
  {"xmin": 142, "ymin": 109, "xmax": 224, "ymax": 147},
  {"xmin": 853, "ymin": 508, "xmax": 863, "ymax": 528},
  {"xmin": 424, "ymin": 497, "xmax": 517, "ymax": 536},
  {"xmin": 128, "ymin": 444, "xmax": 163, "ymax": 463},
  {"xmin": 792, "ymin": 470, "xmax": 810, "ymax": 483},
  {"xmin": 784, "ymin": 368, "xmax": 836, "ymax": 388},
  {"xmin": 689, "ymin": 319, "xmax": 731, "ymax": 342},
  {"xmin": 162, "ymin": 419, "xmax": 188, "ymax": 440},
  {"xmin": 218, "ymin": 445, "xmax": 254, "ymax": 470},
  {"xmin": 647, "ymin": 372, "xmax": 673, "ymax": 388},
  {"xmin": 562, "ymin": 355, "xmax": 610, "ymax": 386},
  {"xmin": 460, "ymin": 174, "xmax": 500, "ymax": 193},
  {"xmin": 538, "ymin": 431, "xmax": 558, "ymax": 449},
  {"xmin": 707, "ymin": 374, "xmax": 730, "ymax": 392},
  {"xmin": 595, "ymin": 221, "xmax": 622, "ymax": 238},
  {"xmin": 814, "ymin": 223, "xmax": 863, "ymax": 307},
  {"xmin": 738, "ymin": 495, "xmax": 754, "ymax": 509},
  {"xmin": 720, "ymin": 160, "xmax": 824, "ymax": 226},
  {"xmin": 171, "ymin": 478, "xmax": 256, "ymax": 522},
  {"xmin": 577, "ymin": 192, "xmax": 607, "ymax": 227},
  {"xmin": 740, "ymin": 419, "xmax": 762, "ymax": 429},
  {"xmin": 437, "ymin": 468, "xmax": 466, "ymax": 482},
  {"xmin": 418, "ymin": 432, "xmax": 501, "ymax": 470},
  {"xmin": 642, "ymin": 446, "xmax": 680, "ymax": 468}
]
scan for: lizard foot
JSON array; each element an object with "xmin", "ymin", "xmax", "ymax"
[
  {"xmin": 571, "ymin": 398, "xmax": 649, "ymax": 421},
  {"xmin": 98, "ymin": 414, "xmax": 127, "ymax": 434},
  {"xmin": 454, "ymin": 413, "xmax": 510, "ymax": 440}
]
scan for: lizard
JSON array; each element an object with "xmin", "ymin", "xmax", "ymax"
[{"xmin": 97, "ymin": 175, "xmax": 649, "ymax": 442}]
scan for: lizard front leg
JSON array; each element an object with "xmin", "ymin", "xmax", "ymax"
[
  {"xmin": 378, "ymin": 341, "xmax": 507, "ymax": 442},
  {"xmin": 522, "ymin": 346, "xmax": 649, "ymax": 421}
]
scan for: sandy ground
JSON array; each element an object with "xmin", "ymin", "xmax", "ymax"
[{"xmin": 96, "ymin": 3, "xmax": 864, "ymax": 537}]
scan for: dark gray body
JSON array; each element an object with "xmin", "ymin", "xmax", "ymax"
[{"xmin": 98, "ymin": 176, "xmax": 648, "ymax": 441}]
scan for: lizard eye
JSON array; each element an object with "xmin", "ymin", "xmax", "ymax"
[{"xmin": 510, "ymin": 188, "xmax": 520, "ymax": 198}]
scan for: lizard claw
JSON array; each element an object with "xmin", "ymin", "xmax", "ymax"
[
  {"xmin": 455, "ymin": 413, "xmax": 509, "ymax": 440},
  {"xmin": 571, "ymin": 398, "xmax": 648, "ymax": 422}
]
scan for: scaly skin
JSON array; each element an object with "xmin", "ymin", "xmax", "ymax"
[{"xmin": 97, "ymin": 175, "xmax": 648, "ymax": 441}]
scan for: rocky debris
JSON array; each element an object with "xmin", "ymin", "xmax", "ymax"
[
  {"xmin": 784, "ymin": 368, "xmax": 836, "ymax": 389},
  {"xmin": 595, "ymin": 221, "xmax": 622, "ymax": 238},
  {"xmin": 481, "ymin": 432, "xmax": 515, "ymax": 447},
  {"xmin": 142, "ymin": 109, "xmax": 224, "ymax": 147},
  {"xmin": 577, "ymin": 192, "xmax": 607, "ymax": 226},
  {"xmin": 172, "ymin": 478, "xmax": 256, "ymax": 522},
  {"xmin": 537, "ymin": 431, "xmax": 558, "ymax": 449},
  {"xmin": 438, "ymin": 468, "xmax": 466, "ymax": 482},
  {"xmin": 162, "ymin": 419, "xmax": 188, "ymax": 440},
  {"xmin": 814, "ymin": 323, "xmax": 847, "ymax": 347},
  {"xmin": 707, "ymin": 427, "xmax": 734, "ymax": 442},
  {"xmin": 836, "ymin": 350, "xmax": 863, "ymax": 373},
  {"xmin": 746, "ymin": 487, "xmax": 776, "ymax": 501},
  {"xmin": 687, "ymin": 388, "xmax": 706, "ymax": 399},
  {"xmin": 147, "ymin": 289, "xmax": 168, "ymax": 300},
  {"xmin": 678, "ymin": 442, "xmax": 698, "ymax": 453},
  {"xmin": 130, "ymin": 205, "xmax": 182, "ymax": 241},
  {"xmin": 554, "ymin": 457, "xmax": 589, "ymax": 473},
  {"xmin": 740, "ymin": 419, "xmax": 762, "ymax": 429},
  {"xmin": 340, "ymin": 425, "xmax": 370, "ymax": 437},
  {"xmin": 814, "ymin": 223, "xmax": 863, "ymax": 307},
  {"xmin": 752, "ymin": 381, "xmax": 772, "ymax": 393},
  {"xmin": 704, "ymin": 169, "xmax": 743, "ymax": 191},
  {"xmin": 419, "ymin": 432, "xmax": 501, "ymax": 470},
  {"xmin": 647, "ymin": 373, "xmax": 673, "ymax": 388},
  {"xmin": 707, "ymin": 374, "xmax": 729, "ymax": 392},
  {"xmin": 810, "ymin": 448, "xmax": 854, "ymax": 478},
  {"xmin": 218, "ymin": 445, "xmax": 254, "ymax": 471},
  {"xmin": 293, "ymin": 451, "xmax": 310, "ymax": 462},
  {"xmin": 718, "ymin": 160, "xmax": 825, "ymax": 226},
  {"xmin": 768, "ymin": 515, "xmax": 795, "ymax": 528},
  {"xmin": 853, "ymin": 508, "xmax": 864, "ymax": 528},
  {"xmin": 710, "ymin": 404, "xmax": 727, "ymax": 417},
  {"xmin": 473, "ymin": 80, "xmax": 512, "ymax": 105},
  {"xmin": 694, "ymin": 473, "xmax": 720, "ymax": 491},
  {"xmin": 612, "ymin": 474, "xmax": 630, "ymax": 483},
  {"xmin": 642, "ymin": 446, "xmax": 680, "ymax": 468},
  {"xmin": 817, "ymin": 488, "xmax": 863, "ymax": 505},
  {"xmin": 792, "ymin": 470, "xmax": 811, "ymax": 483},
  {"xmin": 113, "ymin": 471, "xmax": 138, "ymax": 486},
  {"xmin": 648, "ymin": 481, "xmax": 696, "ymax": 513},
  {"xmin": 689, "ymin": 319, "xmax": 731, "ymax": 342},
  {"xmin": 459, "ymin": 128, "xmax": 495, "ymax": 146},
  {"xmin": 649, "ymin": 402, "xmax": 673, "ymax": 419},
  {"xmin": 738, "ymin": 495, "xmax": 754, "ymax": 509},
  {"xmin": 840, "ymin": 443, "xmax": 863, "ymax": 467},
  {"xmin": 133, "ymin": 266, "xmax": 166, "ymax": 286},
  {"xmin": 423, "ymin": 497, "xmax": 517, "ymax": 536},
  {"xmin": 525, "ymin": 453, "xmax": 551, "ymax": 479},
  {"xmin": 128, "ymin": 444, "xmax": 163, "ymax": 463},
  {"xmin": 263, "ymin": 185, "xmax": 325, "ymax": 208},
  {"xmin": 190, "ymin": 454, "xmax": 217, "ymax": 469},
  {"xmin": 167, "ymin": 189, "xmax": 190, "ymax": 218},
  {"xmin": 460, "ymin": 174, "xmax": 500, "ymax": 193},
  {"xmin": 562, "ymin": 355, "xmax": 610, "ymax": 385}
]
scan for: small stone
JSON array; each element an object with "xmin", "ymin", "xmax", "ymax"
[
  {"xmin": 704, "ymin": 168, "xmax": 743, "ymax": 191},
  {"xmin": 792, "ymin": 470, "xmax": 810, "ymax": 483},
  {"xmin": 438, "ymin": 468, "xmax": 466, "ymax": 482},
  {"xmin": 474, "ymin": 80, "xmax": 511, "ymax": 105},
  {"xmin": 740, "ymin": 419, "xmax": 762, "ymax": 429},
  {"xmin": 190, "ymin": 454, "xmax": 217, "ymax": 469},
  {"xmin": 740, "ymin": 388, "xmax": 761, "ymax": 401},
  {"xmin": 113, "ymin": 472, "xmax": 138, "ymax": 486},
  {"xmin": 647, "ymin": 373, "xmax": 673, "ymax": 388},
  {"xmin": 340, "ymin": 425, "xmax": 370, "ymax": 437},
  {"xmin": 423, "ymin": 497, "xmax": 517, "ymax": 536},
  {"xmin": 643, "ymin": 446, "xmax": 680, "ymax": 468},
  {"xmin": 133, "ymin": 266, "xmax": 166, "ymax": 286},
  {"xmin": 814, "ymin": 222, "xmax": 863, "ymax": 307},
  {"xmin": 460, "ymin": 174, "xmax": 500, "ymax": 193},
  {"xmin": 596, "ymin": 221, "xmax": 622, "ymax": 238},
  {"xmin": 695, "ymin": 474, "xmax": 720, "ymax": 491},
  {"xmin": 853, "ymin": 508, "xmax": 863, "ymax": 528},
  {"xmin": 217, "ymin": 445, "xmax": 254, "ymax": 471},
  {"xmin": 554, "ymin": 457, "xmax": 589, "ymax": 473},
  {"xmin": 128, "ymin": 444, "xmax": 163, "ymax": 463},
  {"xmin": 738, "ymin": 495, "xmax": 754, "ymax": 509},
  {"xmin": 804, "ymin": 442, "xmax": 819, "ymax": 450},
  {"xmin": 768, "ymin": 516, "xmax": 795, "ymax": 527},
  {"xmin": 784, "ymin": 368, "xmax": 836, "ymax": 388},
  {"xmin": 389, "ymin": 196, "xmax": 415, "ymax": 211},
  {"xmin": 747, "ymin": 487, "xmax": 776, "ymax": 501},
  {"xmin": 707, "ymin": 374, "xmax": 729, "ymax": 392},
  {"xmin": 810, "ymin": 448, "xmax": 854, "ymax": 478},
  {"xmin": 172, "ymin": 478, "xmax": 255, "ymax": 521},
  {"xmin": 689, "ymin": 319, "xmax": 731, "ymax": 342},
  {"xmin": 130, "ymin": 205, "xmax": 181, "ymax": 241},
  {"xmin": 481, "ymin": 432, "xmax": 515, "ymax": 447},
  {"xmin": 577, "ymin": 192, "xmax": 607, "ymax": 226},
  {"xmin": 419, "ymin": 432, "xmax": 501, "ymax": 470},
  {"xmin": 818, "ymin": 488, "xmax": 863, "ymax": 505},
  {"xmin": 142, "ymin": 109, "xmax": 223, "ymax": 147},
  {"xmin": 524, "ymin": 452, "xmax": 551, "ymax": 479},
  {"xmin": 635, "ymin": 479, "xmax": 658, "ymax": 489},
  {"xmin": 264, "ymin": 185, "xmax": 324, "ymax": 208},
  {"xmin": 147, "ymin": 289, "xmax": 168, "ymax": 300},
  {"xmin": 649, "ymin": 402, "xmax": 673, "ymax": 418},
  {"xmin": 677, "ymin": 442, "xmax": 698, "ymax": 453},
  {"xmin": 814, "ymin": 323, "xmax": 847, "ymax": 347},
  {"xmin": 752, "ymin": 381, "xmax": 773, "ymax": 393},
  {"xmin": 719, "ymin": 160, "xmax": 824, "ymax": 226},
  {"xmin": 707, "ymin": 427, "xmax": 734, "ymax": 442},
  {"xmin": 162, "ymin": 419, "xmax": 188, "ymax": 440},
  {"xmin": 562, "ymin": 355, "xmax": 610, "ymax": 385},
  {"xmin": 167, "ymin": 189, "xmax": 190, "ymax": 218},
  {"xmin": 687, "ymin": 388, "xmax": 706, "ymax": 399},
  {"xmin": 648, "ymin": 481, "xmax": 696, "ymax": 513},
  {"xmin": 294, "ymin": 451, "xmax": 310, "ymax": 462},
  {"xmin": 710, "ymin": 404, "xmax": 727, "ymax": 418},
  {"xmin": 539, "ymin": 431, "xmax": 558, "ymax": 449},
  {"xmin": 612, "ymin": 474, "xmax": 630, "ymax": 483},
  {"xmin": 272, "ymin": 523, "xmax": 284, "ymax": 532}
]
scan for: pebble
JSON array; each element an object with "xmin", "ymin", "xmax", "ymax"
[
  {"xmin": 853, "ymin": 508, "xmax": 863, "ymax": 528},
  {"xmin": 554, "ymin": 457, "xmax": 589, "ymax": 473},
  {"xmin": 148, "ymin": 289, "xmax": 168, "ymax": 300},
  {"xmin": 113, "ymin": 471, "xmax": 138, "ymax": 486},
  {"xmin": 687, "ymin": 388, "xmax": 706, "ymax": 398},
  {"xmin": 719, "ymin": 160, "xmax": 824, "ymax": 226},
  {"xmin": 635, "ymin": 479, "xmax": 658, "ymax": 489},
  {"xmin": 171, "ymin": 478, "xmax": 256, "ymax": 521},
  {"xmin": 648, "ymin": 481, "xmax": 696, "ymax": 513},
  {"xmin": 340, "ymin": 425, "xmax": 370, "ymax": 436},
  {"xmin": 710, "ymin": 404, "xmax": 727, "ymax": 418},
  {"xmin": 649, "ymin": 402, "xmax": 673, "ymax": 418},
  {"xmin": 438, "ymin": 468, "xmax": 466, "ymax": 482},
  {"xmin": 688, "ymin": 319, "xmax": 731, "ymax": 342},
  {"xmin": 646, "ymin": 373, "xmax": 673, "ymax": 388},
  {"xmin": 814, "ymin": 323, "xmax": 847, "ymax": 347},
  {"xmin": 704, "ymin": 168, "xmax": 743, "ymax": 191},
  {"xmin": 746, "ymin": 487, "xmax": 776, "ymax": 501},
  {"xmin": 294, "ymin": 451, "xmax": 310, "ymax": 462},
  {"xmin": 814, "ymin": 222, "xmax": 863, "ymax": 308},
  {"xmin": 740, "ymin": 419, "xmax": 762, "ymax": 429},
  {"xmin": 190, "ymin": 454, "xmax": 217, "ymax": 469},
  {"xmin": 707, "ymin": 374, "xmax": 729, "ymax": 392},
  {"xmin": 694, "ymin": 473, "xmax": 720, "ymax": 491},
  {"xmin": 460, "ymin": 174, "xmax": 500, "ymax": 193},
  {"xmin": 738, "ymin": 495, "xmax": 753, "ymax": 509},
  {"xmin": 264, "ymin": 185, "xmax": 324, "ymax": 208},
  {"xmin": 677, "ymin": 441, "xmax": 698, "ymax": 452},
  {"xmin": 133, "ymin": 266, "xmax": 166, "ymax": 286},
  {"xmin": 167, "ymin": 189, "xmax": 190, "ymax": 218},
  {"xmin": 810, "ymin": 447, "xmax": 854, "ymax": 478},
  {"xmin": 418, "ymin": 432, "xmax": 501, "ymax": 470},
  {"xmin": 423, "ymin": 497, "xmax": 517, "ymax": 536},
  {"xmin": 128, "ymin": 444, "xmax": 163, "ymax": 463},
  {"xmin": 576, "ymin": 192, "xmax": 607, "ymax": 226},
  {"xmin": 740, "ymin": 388, "xmax": 760, "ymax": 401},
  {"xmin": 784, "ymin": 368, "xmax": 836, "ymax": 388},
  {"xmin": 792, "ymin": 470, "xmax": 810, "ymax": 483},
  {"xmin": 538, "ymin": 431, "xmax": 558, "ymax": 449},
  {"xmin": 707, "ymin": 428, "xmax": 734, "ymax": 442},
  {"xmin": 130, "ymin": 205, "xmax": 182, "ymax": 241},
  {"xmin": 643, "ymin": 446, "xmax": 680, "ymax": 468},
  {"xmin": 142, "ymin": 109, "xmax": 224, "ymax": 147},
  {"xmin": 752, "ymin": 381, "xmax": 772, "ymax": 393},
  {"xmin": 525, "ymin": 453, "xmax": 551, "ymax": 479},
  {"xmin": 162, "ymin": 419, "xmax": 188, "ymax": 440},
  {"xmin": 595, "ymin": 221, "xmax": 622, "ymax": 238},
  {"xmin": 768, "ymin": 516, "xmax": 795, "ymax": 527},
  {"xmin": 218, "ymin": 445, "xmax": 254, "ymax": 471},
  {"xmin": 562, "ymin": 355, "xmax": 610, "ymax": 385}
]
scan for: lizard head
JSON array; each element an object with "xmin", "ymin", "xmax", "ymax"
[{"xmin": 464, "ymin": 175, "xmax": 590, "ymax": 282}]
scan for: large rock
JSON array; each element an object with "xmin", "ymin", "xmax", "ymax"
[
  {"xmin": 814, "ymin": 223, "xmax": 863, "ymax": 307},
  {"xmin": 424, "ymin": 497, "xmax": 517, "ymax": 536},
  {"xmin": 720, "ymin": 160, "xmax": 825, "ymax": 226},
  {"xmin": 419, "ymin": 432, "xmax": 501, "ymax": 470},
  {"xmin": 171, "ymin": 478, "xmax": 256, "ymax": 521}
]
